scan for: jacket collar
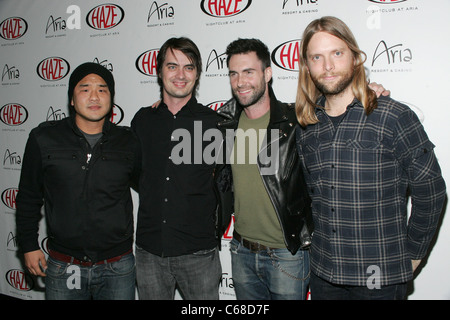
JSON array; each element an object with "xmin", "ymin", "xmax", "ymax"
[{"xmin": 68, "ymin": 115, "xmax": 112, "ymax": 137}]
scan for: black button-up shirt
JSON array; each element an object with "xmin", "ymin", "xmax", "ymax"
[{"xmin": 131, "ymin": 97, "xmax": 221, "ymax": 257}]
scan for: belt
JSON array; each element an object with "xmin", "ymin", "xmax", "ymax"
[
  {"xmin": 233, "ymin": 231, "xmax": 277, "ymax": 252},
  {"xmin": 48, "ymin": 249, "xmax": 132, "ymax": 267}
]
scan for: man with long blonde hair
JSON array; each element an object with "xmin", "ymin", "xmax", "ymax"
[{"xmin": 295, "ymin": 16, "xmax": 446, "ymax": 299}]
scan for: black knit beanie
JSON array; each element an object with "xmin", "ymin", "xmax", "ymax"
[{"xmin": 68, "ymin": 62, "xmax": 115, "ymax": 103}]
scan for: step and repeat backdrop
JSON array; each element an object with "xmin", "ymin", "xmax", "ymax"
[{"xmin": 1, "ymin": 0, "xmax": 449, "ymax": 300}]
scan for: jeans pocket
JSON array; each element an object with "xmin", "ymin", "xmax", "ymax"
[
  {"xmin": 107, "ymin": 253, "xmax": 136, "ymax": 276},
  {"xmin": 46, "ymin": 256, "xmax": 70, "ymax": 277},
  {"xmin": 268, "ymin": 249, "xmax": 310, "ymax": 281},
  {"xmin": 192, "ymin": 247, "xmax": 217, "ymax": 256},
  {"xmin": 229, "ymin": 238, "xmax": 240, "ymax": 254}
]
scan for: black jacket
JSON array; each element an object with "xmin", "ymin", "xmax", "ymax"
[
  {"xmin": 214, "ymin": 87, "xmax": 312, "ymax": 254},
  {"xmin": 16, "ymin": 117, "xmax": 140, "ymax": 262}
]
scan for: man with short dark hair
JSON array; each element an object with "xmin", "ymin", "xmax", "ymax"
[
  {"xmin": 16, "ymin": 62, "xmax": 140, "ymax": 300},
  {"xmin": 132, "ymin": 37, "xmax": 224, "ymax": 300},
  {"xmin": 214, "ymin": 38, "xmax": 313, "ymax": 300}
]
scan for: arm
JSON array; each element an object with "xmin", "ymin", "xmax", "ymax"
[
  {"xmin": 16, "ymin": 131, "xmax": 46, "ymax": 273},
  {"xmin": 393, "ymin": 108, "xmax": 446, "ymax": 263}
]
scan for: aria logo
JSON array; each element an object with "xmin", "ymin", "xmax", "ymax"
[
  {"xmin": 200, "ymin": 0, "xmax": 252, "ymax": 17},
  {"xmin": 0, "ymin": 17, "xmax": 28, "ymax": 40},
  {"xmin": 0, "ymin": 103, "xmax": 28, "ymax": 126},
  {"xmin": 1, "ymin": 187, "xmax": 18, "ymax": 210},
  {"xmin": 271, "ymin": 39, "xmax": 300, "ymax": 72},
  {"xmin": 37, "ymin": 57, "xmax": 70, "ymax": 81},
  {"xmin": 369, "ymin": 0, "xmax": 407, "ymax": 3},
  {"xmin": 136, "ymin": 49, "xmax": 159, "ymax": 76},
  {"xmin": 86, "ymin": 4, "xmax": 125, "ymax": 30}
]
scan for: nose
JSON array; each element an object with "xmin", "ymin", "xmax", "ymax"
[
  {"xmin": 235, "ymin": 74, "xmax": 244, "ymax": 88},
  {"xmin": 175, "ymin": 67, "xmax": 185, "ymax": 79},
  {"xmin": 324, "ymin": 57, "xmax": 334, "ymax": 72},
  {"xmin": 89, "ymin": 90, "xmax": 100, "ymax": 101}
]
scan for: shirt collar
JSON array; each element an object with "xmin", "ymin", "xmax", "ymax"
[
  {"xmin": 159, "ymin": 96, "xmax": 200, "ymax": 116},
  {"xmin": 316, "ymin": 96, "xmax": 362, "ymax": 113}
]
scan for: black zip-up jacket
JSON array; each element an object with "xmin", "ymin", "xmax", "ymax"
[
  {"xmin": 214, "ymin": 87, "xmax": 313, "ymax": 254},
  {"xmin": 16, "ymin": 117, "xmax": 140, "ymax": 262}
]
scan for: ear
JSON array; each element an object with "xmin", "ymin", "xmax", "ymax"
[{"xmin": 265, "ymin": 66, "xmax": 272, "ymax": 83}]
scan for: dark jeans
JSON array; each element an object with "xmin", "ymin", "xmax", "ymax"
[
  {"xmin": 45, "ymin": 253, "xmax": 136, "ymax": 300},
  {"xmin": 310, "ymin": 272, "xmax": 407, "ymax": 300},
  {"xmin": 135, "ymin": 245, "xmax": 222, "ymax": 300}
]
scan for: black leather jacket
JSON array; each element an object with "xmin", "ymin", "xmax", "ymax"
[
  {"xmin": 16, "ymin": 117, "xmax": 140, "ymax": 262},
  {"xmin": 214, "ymin": 87, "xmax": 312, "ymax": 254}
]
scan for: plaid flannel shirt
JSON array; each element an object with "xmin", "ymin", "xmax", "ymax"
[{"xmin": 296, "ymin": 95, "xmax": 446, "ymax": 286}]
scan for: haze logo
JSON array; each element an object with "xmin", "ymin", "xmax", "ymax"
[
  {"xmin": 272, "ymin": 39, "xmax": 300, "ymax": 72},
  {"xmin": 110, "ymin": 104, "xmax": 124, "ymax": 124},
  {"xmin": 222, "ymin": 215, "xmax": 235, "ymax": 240},
  {"xmin": 371, "ymin": 40, "xmax": 412, "ymax": 66},
  {"xmin": 0, "ymin": 103, "xmax": 28, "ymax": 126},
  {"xmin": 148, "ymin": 1, "xmax": 175, "ymax": 22},
  {"xmin": 86, "ymin": 4, "xmax": 125, "ymax": 30},
  {"xmin": 1, "ymin": 188, "xmax": 18, "ymax": 210},
  {"xmin": 369, "ymin": 0, "xmax": 407, "ymax": 3},
  {"xmin": 37, "ymin": 57, "xmax": 70, "ymax": 81},
  {"xmin": 200, "ymin": 0, "xmax": 252, "ymax": 17},
  {"xmin": 0, "ymin": 17, "xmax": 28, "ymax": 40},
  {"xmin": 5, "ymin": 269, "xmax": 33, "ymax": 291},
  {"xmin": 3, "ymin": 149, "xmax": 22, "ymax": 167},
  {"xmin": 206, "ymin": 100, "xmax": 227, "ymax": 111},
  {"xmin": 2, "ymin": 64, "xmax": 20, "ymax": 82},
  {"xmin": 136, "ymin": 49, "xmax": 159, "ymax": 76}
]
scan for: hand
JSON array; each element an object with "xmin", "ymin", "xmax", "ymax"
[
  {"xmin": 368, "ymin": 82, "xmax": 390, "ymax": 98},
  {"xmin": 24, "ymin": 249, "xmax": 47, "ymax": 277},
  {"xmin": 411, "ymin": 259, "xmax": 421, "ymax": 272},
  {"xmin": 151, "ymin": 100, "xmax": 161, "ymax": 108}
]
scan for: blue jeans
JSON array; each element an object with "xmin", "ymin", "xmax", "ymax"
[
  {"xmin": 135, "ymin": 245, "xmax": 222, "ymax": 300},
  {"xmin": 310, "ymin": 272, "xmax": 407, "ymax": 300},
  {"xmin": 45, "ymin": 253, "xmax": 136, "ymax": 300},
  {"xmin": 230, "ymin": 238, "xmax": 310, "ymax": 300}
]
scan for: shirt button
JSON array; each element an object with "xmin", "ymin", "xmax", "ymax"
[
  {"xmin": 164, "ymin": 198, "xmax": 168, "ymax": 202},
  {"xmin": 166, "ymin": 177, "xmax": 170, "ymax": 181}
]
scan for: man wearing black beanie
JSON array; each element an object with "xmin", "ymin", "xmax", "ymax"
[{"xmin": 16, "ymin": 62, "xmax": 140, "ymax": 300}]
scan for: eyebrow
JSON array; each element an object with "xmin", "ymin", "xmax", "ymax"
[
  {"xmin": 166, "ymin": 61, "xmax": 195, "ymax": 68},
  {"xmin": 78, "ymin": 83, "xmax": 108, "ymax": 87},
  {"xmin": 229, "ymin": 67, "xmax": 256, "ymax": 74}
]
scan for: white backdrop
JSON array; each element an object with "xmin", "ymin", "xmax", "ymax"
[{"xmin": 1, "ymin": 0, "xmax": 448, "ymax": 300}]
